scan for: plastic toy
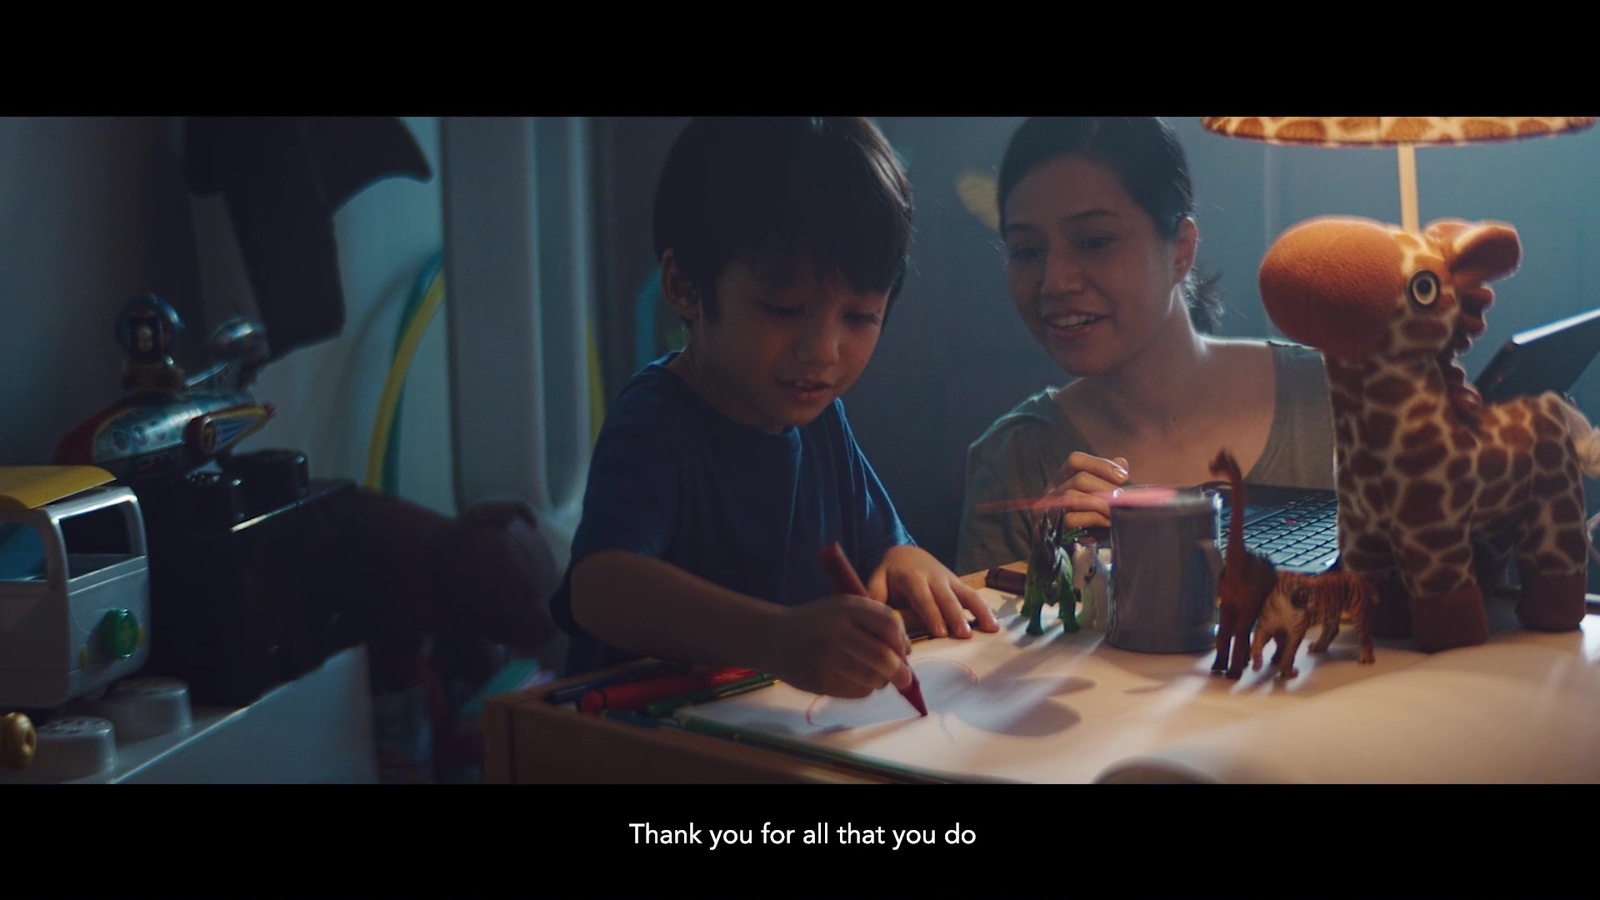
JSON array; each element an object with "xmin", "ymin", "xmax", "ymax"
[
  {"xmin": 1021, "ymin": 510, "xmax": 1086, "ymax": 635},
  {"xmin": 1209, "ymin": 449, "xmax": 1281, "ymax": 679},
  {"xmin": 55, "ymin": 296, "xmax": 275, "ymax": 483},
  {"xmin": 1250, "ymin": 569, "xmax": 1378, "ymax": 680},
  {"xmin": 1259, "ymin": 215, "xmax": 1600, "ymax": 651},
  {"xmin": 0, "ymin": 713, "xmax": 34, "ymax": 771},
  {"xmin": 57, "ymin": 117, "xmax": 435, "ymax": 485},
  {"xmin": 1071, "ymin": 537, "xmax": 1109, "ymax": 631},
  {"xmin": 0, "ymin": 471, "xmax": 151, "ymax": 710}
]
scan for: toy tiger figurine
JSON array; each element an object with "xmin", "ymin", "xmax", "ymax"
[{"xmin": 1251, "ymin": 570, "xmax": 1378, "ymax": 680}]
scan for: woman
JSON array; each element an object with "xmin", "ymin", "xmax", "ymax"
[{"xmin": 954, "ymin": 117, "xmax": 1335, "ymax": 574}]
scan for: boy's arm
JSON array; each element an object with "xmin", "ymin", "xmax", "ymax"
[
  {"xmin": 835, "ymin": 406, "xmax": 998, "ymax": 639},
  {"xmin": 571, "ymin": 549, "xmax": 914, "ymax": 699}
]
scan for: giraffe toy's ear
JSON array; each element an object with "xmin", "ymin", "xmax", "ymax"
[
  {"xmin": 1435, "ymin": 220, "xmax": 1521, "ymax": 285},
  {"xmin": 1422, "ymin": 219, "xmax": 1474, "ymax": 246}
]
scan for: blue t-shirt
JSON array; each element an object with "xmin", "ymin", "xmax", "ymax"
[{"xmin": 549, "ymin": 352, "xmax": 914, "ymax": 676}]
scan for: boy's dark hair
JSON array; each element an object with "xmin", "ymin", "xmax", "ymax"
[
  {"xmin": 653, "ymin": 117, "xmax": 914, "ymax": 323},
  {"xmin": 997, "ymin": 116, "xmax": 1224, "ymax": 334}
]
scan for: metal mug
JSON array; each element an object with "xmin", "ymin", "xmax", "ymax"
[{"xmin": 1104, "ymin": 486, "xmax": 1221, "ymax": 654}]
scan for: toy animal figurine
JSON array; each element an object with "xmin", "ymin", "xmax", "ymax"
[
  {"xmin": 1260, "ymin": 216, "xmax": 1600, "ymax": 652},
  {"xmin": 1072, "ymin": 537, "xmax": 1110, "ymax": 631},
  {"xmin": 1209, "ymin": 449, "xmax": 1281, "ymax": 679},
  {"xmin": 1250, "ymin": 570, "xmax": 1378, "ymax": 680},
  {"xmin": 1021, "ymin": 510, "xmax": 1086, "ymax": 635}
]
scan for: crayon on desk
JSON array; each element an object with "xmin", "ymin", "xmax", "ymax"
[
  {"xmin": 817, "ymin": 541, "xmax": 927, "ymax": 717},
  {"xmin": 546, "ymin": 660, "xmax": 686, "ymax": 705},
  {"xmin": 889, "ymin": 602, "xmax": 939, "ymax": 642},
  {"xmin": 985, "ymin": 566, "xmax": 1028, "ymax": 595},
  {"xmin": 578, "ymin": 668, "xmax": 759, "ymax": 715},
  {"xmin": 642, "ymin": 672, "xmax": 781, "ymax": 718}
]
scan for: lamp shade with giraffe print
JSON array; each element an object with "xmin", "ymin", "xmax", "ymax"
[
  {"xmin": 1205, "ymin": 116, "xmax": 1596, "ymax": 236},
  {"xmin": 1200, "ymin": 116, "xmax": 1594, "ymax": 146}
]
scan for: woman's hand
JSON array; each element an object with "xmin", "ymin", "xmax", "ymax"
[
  {"xmin": 869, "ymin": 545, "xmax": 1001, "ymax": 640},
  {"xmin": 1034, "ymin": 451, "xmax": 1129, "ymax": 530}
]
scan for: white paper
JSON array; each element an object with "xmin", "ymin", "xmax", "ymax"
[{"xmin": 674, "ymin": 588, "xmax": 1600, "ymax": 783}]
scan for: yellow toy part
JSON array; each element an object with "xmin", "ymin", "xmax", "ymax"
[
  {"xmin": 1, "ymin": 713, "xmax": 36, "ymax": 770},
  {"xmin": 0, "ymin": 466, "xmax": 114, "ymax": 512}
]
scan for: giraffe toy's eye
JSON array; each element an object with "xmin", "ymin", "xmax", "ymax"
[{"xmin": 1408, "ymin": 271, "xmax": 1441, "ymax": 308}]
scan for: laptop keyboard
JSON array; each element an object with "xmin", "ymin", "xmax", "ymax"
[{"xmin": 1221, "ymin": 492, "xmax": 1342, "ymax": 572}]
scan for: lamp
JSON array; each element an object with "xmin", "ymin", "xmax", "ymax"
[{"xmin": 1199, "ymin": 117, "xmax": 1595, "ymax": 233}]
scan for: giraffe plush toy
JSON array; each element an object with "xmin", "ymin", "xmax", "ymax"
[{"xmin": 1259, "ymin": 215, "xmax": 1600, "ymax": 652}]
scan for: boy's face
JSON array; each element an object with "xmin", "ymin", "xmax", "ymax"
[{"xmin": 665, "ymin": 251, "xmax": 888, "ymax": 433}]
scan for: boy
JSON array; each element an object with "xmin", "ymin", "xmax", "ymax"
[{"xmin": 550, "ymin": 117, "xmax": 998, "ymax": 700}]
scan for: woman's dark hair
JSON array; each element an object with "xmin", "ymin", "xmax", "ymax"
[
  {"xmin": 653, "ymin": 116, "xmax": 914, "ymax": 323},
  {"xmin": 996, "ymin": 117, "xmax": 1224, "ymax": 334}
]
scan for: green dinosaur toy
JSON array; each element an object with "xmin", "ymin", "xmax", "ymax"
[{"xmin": 1021, "ymin": 509, "xmax": 1087, "ymax": 636}]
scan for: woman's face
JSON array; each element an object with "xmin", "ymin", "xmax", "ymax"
[{"xmin": 1001, "ymin": 155, "xmax": 1196, "ymax": 378}]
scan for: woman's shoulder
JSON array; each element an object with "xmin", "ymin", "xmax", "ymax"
[
  {"xmin": 966, "ymin": 387, "xmax": 1088, "ymax": 479},
  {"xmin": 1210, "ymin": 337, "xmax": 1326, "ymax": 386},
  {"xmin": 1254, "ymin": 340, "xmax": 1336, "ymax": 489},
  {"xmin": 1204, "ymin": 336, "xmax": 1320, "ymax": 359},
  {"xmin": 969, "ymin": 388, "xmax": 1067, "ymax": 447},
  {"xmin": 1263, "ymin": 339, "xmax": 1331, "ymax": 400},
  {"xmin": 1264, "ymin": 338, "xmax": 1325, "ymax": 367}
]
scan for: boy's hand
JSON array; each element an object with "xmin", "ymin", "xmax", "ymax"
[
  {"xmin": 770, "ymin": 595, "xmax": 914, "ymax": 698},
  {"xmin": 869, "ymin": 545, "xmax": 1001, "ymax": 640},
  {"xmin": 1035, "ymin": 451, "xmax": 1129, "ymax": 530}
]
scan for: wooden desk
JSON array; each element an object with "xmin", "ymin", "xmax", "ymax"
[
  {"xmin": 481, "ymin": 570, "xmax": 1009, "ymax": 785},
  {"xmin": 485, "ymin": 577, "xmax": 1600, "ymax": 785},
  {"xmin": 485, "ymin": 662, "xmax": 895, "ymax": 783}
]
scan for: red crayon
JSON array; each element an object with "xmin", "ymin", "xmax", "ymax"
[
  {"xmin": 816, "ymin": 542, "xmax": 927, "ymax": 717},
  {"xmin": 578, "ymin": 667, "xmax": 758, "ymax": 715},
  {"xmin": 985, "ymin": 566, "xmax": 1028, "ymax": 595}
]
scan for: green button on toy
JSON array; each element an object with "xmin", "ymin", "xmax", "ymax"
[{"xmin": 100, "ymin": 609, "xmax": 139, "ymax": 661}]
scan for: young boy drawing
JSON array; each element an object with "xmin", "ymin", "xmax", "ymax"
[{"xmin": 549, "ymin": 117, "xmax": 998, "ymax": 699}]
